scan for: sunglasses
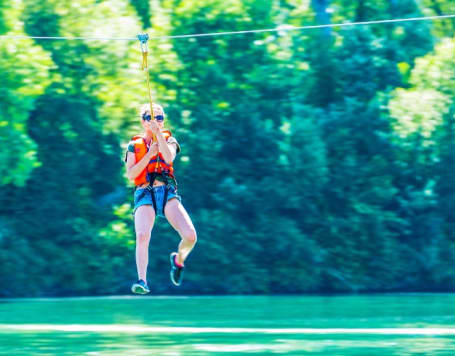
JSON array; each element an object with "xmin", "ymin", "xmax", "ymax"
[{"xmin": 143, "ymin": 114, "xmax": 164, "ymax": 122}]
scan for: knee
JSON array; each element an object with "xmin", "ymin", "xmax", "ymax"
[
  {"xmin": 136, "ymin": 230, "xmax": 150, "ymax": 245},
  {"xmin": 183, "ymin": 229, "xmax": 197, "ymax": 245}
]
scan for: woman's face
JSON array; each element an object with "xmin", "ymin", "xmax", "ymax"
[{"xmin": 142, "ymin": 107, "xmax": 165, "ymax": 131}]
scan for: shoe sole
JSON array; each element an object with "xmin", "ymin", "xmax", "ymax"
[
  {"xmin": 170, "ymin": 252, "xmax": 182, "ymax": 286},
  {"xmin": 131, "ymin": 284, "xmax": 150, "ymax": 294}
]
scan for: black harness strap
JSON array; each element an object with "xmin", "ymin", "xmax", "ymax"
[
  {"xmin": 147, "ymin": 172, "xmax": 157, "ymax": 185},
  {"xmin": 135, "ymin": 172, "xmax": 176, "ymax": 216},
  {"xmin": 146, "ymin": 172, "xmax": 158, "ymax": 214},
  {"xmin": 161, "ymin": 172, "xmax": 171, "ymax": 216},
  {"xmin": 149, "ymin": 186, "xmax": 158, "ymax": 215},
  {"xmin": 162, "ymin": 185, "xmax": 170, "ymax": 216}
]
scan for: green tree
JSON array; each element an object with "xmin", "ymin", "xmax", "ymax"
[
  {"xmin": 388, "ymin": 38, "xmax": 455, "ymax": 289},
  {"xmin": 0, "ymin": 2, "xmax": 52, "ymax": 187},
  {"xmin": 0, "ymin": 0, "xmax": 143, "ymax": 296}
]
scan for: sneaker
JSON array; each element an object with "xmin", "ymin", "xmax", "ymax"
[
  {"xmin": 131, "ymin": 279, "xmax": 150, "ymax": 294},
  {"xmin": 170, "ymin": 252, "xmax": 184, "ymax": 286}
]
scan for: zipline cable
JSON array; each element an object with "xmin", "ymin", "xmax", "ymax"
[{"xmin": 0, "ymin": 14, "xmax": 454, "ymax": 41}]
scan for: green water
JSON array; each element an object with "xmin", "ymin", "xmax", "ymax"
[{"xmin": 0, "ymin": 294, "xmax": 454, "ymax": 355}]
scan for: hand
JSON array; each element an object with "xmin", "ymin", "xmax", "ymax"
[{"xmin": 145, "ymin": 119, "xmax": 160, "ymax": 135}]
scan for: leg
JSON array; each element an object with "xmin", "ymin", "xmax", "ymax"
[
  {"xmin": 165, "ymin": 198, "xmax": 197, "ymax": 265},
  {"xmin": 134, "ymin": 205, "xmax": 156, "ymax": 281}
]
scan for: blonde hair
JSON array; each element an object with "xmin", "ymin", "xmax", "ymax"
[{"xmin": 139, "ymin": 103, "xmax": 165, "ymax": 120}]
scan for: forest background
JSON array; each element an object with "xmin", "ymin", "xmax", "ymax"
[{"xmin": 1, "ymin": 0, "xmax": 454, "ymax": 296}]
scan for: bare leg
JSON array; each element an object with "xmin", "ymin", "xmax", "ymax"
[
  {"xmin": 134, "ymin": 205, "xmax": 155, "ymax": 280},
  {"xmin": 165, "ymin": 198, "xmax": 197, "ymax": 265}
]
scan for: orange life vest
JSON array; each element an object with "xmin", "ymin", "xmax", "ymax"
[{"xmin": 130, "ymin": 130, "xmax": 176, "ymax": 186}]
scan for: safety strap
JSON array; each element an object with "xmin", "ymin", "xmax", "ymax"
[
  {"xmin": 149, "ymin": 186, "xmax": 158, "ymax": 215},
  {"xmin": 162, "ymin": 186, "xmax": 170, "ymax": 216},
  {"xmin": 135, "ymin": 169, "xmax": 175, "ymax": 216},
  {"xmin": 136, "ymin": 183, "xmax": 172, "ymax": 216},
  {"xmin": 147, "ymin": 172, "xmax": 157, "ymax": 185}
]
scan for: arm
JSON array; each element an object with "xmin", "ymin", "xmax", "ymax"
[
  {"xmin": 147, "ymin": 120, "xmax": 178, "ymax": 163},
  {"xmin": 126, "ymin": 143, "xmax": 158, "ymax": 182},
  {"xmin": 155, "ymin": 132, "xmax": 177, "ymax": 164}
]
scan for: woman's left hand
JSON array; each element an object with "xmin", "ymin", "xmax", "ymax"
[{"xmin": 146, "ymin": 120, "xmax": 160, "ymax": 135}]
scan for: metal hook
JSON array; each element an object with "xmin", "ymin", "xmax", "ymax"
[{"xmin": 137, "ymin": 33, "xmax": 149, "ymax": 53}]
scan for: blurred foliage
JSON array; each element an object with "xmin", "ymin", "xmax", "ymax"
[
  {"xmin": 0, "ymin": 0, "xmax": 454, "ymax": 296},
  {"xmin": 0, "ymin": 2, "xmax": 52, "ymax": 187}
]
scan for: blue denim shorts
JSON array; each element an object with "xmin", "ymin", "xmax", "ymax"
[{"xmin": 133, "ymin": 185, "xmax": 181, "ymax": 218}]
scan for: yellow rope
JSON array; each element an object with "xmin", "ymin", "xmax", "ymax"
[
  {"xmin": 141, "ymin": 46, "xmax": 156, "ymax": 142},
  {"xmin": 139, "ymin": 34, "xmax": 160, "ymax": 173}
]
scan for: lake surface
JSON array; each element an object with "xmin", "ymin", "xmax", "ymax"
[{"xmin": 0, "ymin": 294, "xmax": 454, "ymax": 355}]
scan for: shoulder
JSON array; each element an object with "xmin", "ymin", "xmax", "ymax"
[
  {"xmin": 130, "ymin": 134, "xmax": 144, "ymax": 142},
  {"xmin": 161, "ymin": 129, "xmax": 172, "ymax": 139},
  {"xmin": 127, "ymin": 135, "xmax": 144, "ymax": 153}
]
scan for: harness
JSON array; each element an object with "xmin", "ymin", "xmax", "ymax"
[
  {"xmin": 141, "ymin": 173, "xmax": 172, "ymax": 216},
  {"xmin": 130, "ymin": 133, "xmax": 177, "ymax": 216}
]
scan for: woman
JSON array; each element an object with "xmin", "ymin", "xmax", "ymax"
[{"xmin": 125, "ymin": 103, "xmax": 197, "ymax": 294}]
